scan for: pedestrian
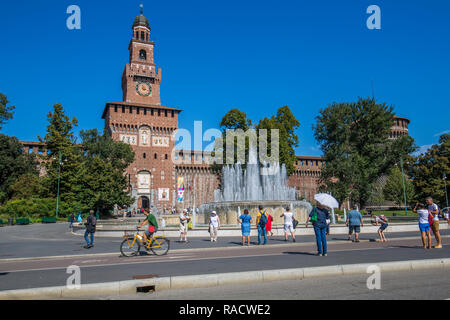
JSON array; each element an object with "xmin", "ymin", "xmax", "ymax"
[
  {"xmin": 209, "ymin": 211, "xmax": 220, "ymax": 242},
  {"xmin": 346, "ymin": 205, "xmax": 364, "ymax": 242},
  {"xmin": 266, "ymin": 212, "xmax": 274, "ymax": 238},
  {"xmin": 256, "ymin": 205, "xmax": 268, "ymax": 245},
  {"xmin": 413, "ymin": 203, "xmax": 432, "ymax": 249},
  {"xmin": 69, "ymin": 213, "xmax": 75, "ymax": 229},
  {"xmin": 83, "ymin": 210, "xmax": 96, "ymax": 249},
  {"xmin": 374, "ymin": 214, "xmax": 388, "ymax": 242},
  {"xmin": 444, "ymin": 208, "xmax": 450, "ymax": 224},
  {"xmin": 77, "ymin": 211, "xmax": 82, "ymax": 224},
  {"xmin": 306, "ymin": 202, "xmax": 329, "ymax": 256},
  {"xmin": 280, "ymin": 207, "xmax": 296, "ymax": 242},
  {"xmin": 237, "ymin": 209, "xmax": 252, "ymax": 246},
  {"xmin": 426, "ymin": 197, "xmax": 442, "ymax": 248},
  {"xmin": 179, "ymin": 209, "xmax": 190, "ymax": 243}
]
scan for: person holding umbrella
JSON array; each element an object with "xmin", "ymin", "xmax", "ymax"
[{"xmin": 306, "ymin": 193, "xmax": 339, "ymax": 257}]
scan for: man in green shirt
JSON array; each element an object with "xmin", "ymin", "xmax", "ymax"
[{"xmin": 138, "ymin": 209, "xmax": 158, "ymax": 245}]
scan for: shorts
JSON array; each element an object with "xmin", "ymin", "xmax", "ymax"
[
  {"xmin": 180, "ymin": 223, "xmax": 187, "ymax": 233},
  {"xmin": 348, "ymin": 225, "xmax": 361, "ymax": 234},
  {"xmin": 431, "ymin": 220, "xmax": 439, "ymax": 233},
  {"xmin": 144, "ymin": 230, "xmax": 154, "ymax": 238},
  {"xmin": 419, "ymin": 223, "xmax": 430, "ymax": 232},
  {"xmin": 379, "ymin": 223, "xmax": 388, "ymax": 231},
  {"xmin": 284, "ymin": 224, "xmax": 294, "ymax": 233}
]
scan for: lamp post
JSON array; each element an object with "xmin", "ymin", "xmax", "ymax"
[
  {"xmin": 56, "ymin": 151, "xmax": 62, "ymax": 219},
  {"xmin": 444, "ymin": 172, "xmax": 448, "ymax": 208},
  {"xmin": 399, "ymin": 157, "xmax": 408, "ymax": 215}
]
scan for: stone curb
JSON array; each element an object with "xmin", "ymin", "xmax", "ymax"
[{"xmin": 1, "ymin": 258, "xmax": 449, "ymax": 300}]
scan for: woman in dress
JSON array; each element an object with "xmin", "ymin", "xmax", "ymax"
[
  {"xmin": 237, "ymin": 209, "xmax": 252, "ymax": 246},
  {"xmin": 209, "ymin": 211, "xmax": 220, "ymax": 242}
]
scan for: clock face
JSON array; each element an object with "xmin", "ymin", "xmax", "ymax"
[{"xmin": 136, "ymin": 81, "xmax": 152, "ymax": 96}]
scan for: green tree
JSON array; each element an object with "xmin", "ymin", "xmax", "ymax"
[
  {"xmin": 78, "ymin": 129, "xmax": 135, "ymax": 214},
  {"xmin": 38, "ymin": 104, "xmax": 83, "ymax": 204},
  {"xmin": 0, "ymin": 134, "xmax": 38, "ymax": 203},
  {"xmin": 314, "ymin": 97, "xmax": 415, "ymax": 208},
  {"xmin": 383, "ymin": 165, "xmax": 415, "ymax": 207},
  {"xmin": 9, "ymin": 173, "xmax": 44, "ymax": 200},
  {"xmin": 0, "ymin": 93, "xmax": 15, "ymax": 130},
  {"xmin": 410, "ymin": 134, "xmax": 449, "ymax": 206}
]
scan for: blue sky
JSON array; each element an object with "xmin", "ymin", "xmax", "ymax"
[{"xmin": 0, "ymin": 0, "xmax": 449, "ymax": 156}]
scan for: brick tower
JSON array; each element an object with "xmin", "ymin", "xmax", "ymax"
[{"xmin": 102, "ymin": 6, "xmax": 181, "ymax": 213}]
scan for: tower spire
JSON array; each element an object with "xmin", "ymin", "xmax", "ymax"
[{"xmin": 140, "ymin": 4, "xmax": 144, "ymax": 15}]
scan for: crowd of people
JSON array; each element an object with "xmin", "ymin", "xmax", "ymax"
[{"xmin": 76, "ymin": 195, "xmax": 448, "ymax": 253}]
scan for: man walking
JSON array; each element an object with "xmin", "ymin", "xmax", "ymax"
[
  {"xmin": 83, "ymin": 210, "xmax": 96, "ymax": 249},
  {"xmin": 426, "ymin": 197, "xmax": 442, "ymax": 248},
  {"xmin": 256, "ymin": 206, "xmax": 268, "ymax": 245},
  {"xmin": 346, "ymin": 205, "xmax": 364, "ymax": 242}
]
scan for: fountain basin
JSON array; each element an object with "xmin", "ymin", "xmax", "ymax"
[{"xmin": 199, "ymin": 200, "xmax": 313, "ymax": 225}]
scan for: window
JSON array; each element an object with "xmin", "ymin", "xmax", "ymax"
[
  {"xmin": 137, "ymin": 107, "xmax": 140, "ymax": 114},
  {"xmin": 139, "ymin": 49, "xmax": 147, "ymax": 60},
  {"xmin": 143, "ymin": 153, "xmax": 146, "ymax": 159},
  {"xmin": 171, "ymin": 110, "xmax": 174, "ymax": 117},
  {"xmin": 151, "ymin": 109, "xmax": 154, "ymax": 116},
  {"xmin": 158, "ymin": 109, "xmax": 161, "ymax": 116},
  {"xmin": 164, "ymin": 110, "xmax": 168, "ymax": 117},
  {"xmin": 141, "ymin": 31, "xmax": 145, "ymax": 41},
  {"xmin": 135, "ymin": 31, "xmax": 139, "ymax": 39},
  {"xmin": 154, "ymin": 153, "xmax": 157, "ymax": 159},
  {"xmin": 122, "ymin": 106, "xmax": 125, "ymax": 113},
  {"xmin": 165, "ymin": 154, "xmax": 168, "ymax": 160},
  {"xmin": 144, "ymin": 108, "xmax": 147, "ymax": 115},
  {"xmin": 114, "ymin": 106, "xmax": 118, "ymax": 112},
  {"xmin": 129, "ymin": 106, "xmax": 132, "ymax": 114}
]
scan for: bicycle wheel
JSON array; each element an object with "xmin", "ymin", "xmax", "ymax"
[
  {"xmin": 150, "ymin": 237, "xmax": 170, "ymax": 256},
  {"xmin": 120, "ymin": 238, "xmax": 141, "ymax": 257}
]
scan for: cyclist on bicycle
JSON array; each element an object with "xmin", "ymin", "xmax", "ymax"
[{"xmin": 137, "ymin": 209, "xmax": 158, "ymax": 245}]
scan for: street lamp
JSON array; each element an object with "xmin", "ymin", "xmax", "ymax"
[
  {"xmin": 56, "ymin": 151, "xmax": 62, "ymax": 219},
  {"xmin": 444, "ymin": 172, "xmax": 448, "ymax": 208},
  {"xmin": 399, "ymin": 157, "xmax": 408, "ymax": 215}
]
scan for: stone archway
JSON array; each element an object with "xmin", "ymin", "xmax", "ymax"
[{"xmin": 138, "ymin": 196, "xmax": 150, "ymax": 210}]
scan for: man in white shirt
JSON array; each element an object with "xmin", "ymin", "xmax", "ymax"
[
  {"xmin": 179, "ymin": 209, "xmax": 190, "ymax": 243},
  {"xmin": 426, "ymin": 197, "xmax": 442, "ymax": 248},
  {"xmin": 280, "ymin": 207, "xmax": 296, "ymax": 242}
]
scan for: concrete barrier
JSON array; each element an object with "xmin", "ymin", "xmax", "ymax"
[{"xmin": 1, "ymin": 258, "xmax": 449, "ymax": 299}]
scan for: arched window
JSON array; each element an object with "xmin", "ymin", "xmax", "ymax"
[
  {"xmin": 141, "ymin": 31, "xmax": 145, "ymax": 41},
  {"xmin": 154, "ymin": 153, "xmax": 158, "ymax": 159},
  {"xmin": 143, "ymin": 153, "xmax": 146, "ymax": 159},
  {"xmin": 139, "ymin": 49, "xmax": 146, "ymax": 60}
]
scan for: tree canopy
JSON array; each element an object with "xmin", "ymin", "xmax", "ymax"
[{"xmin": 314, "ymin": 97, "xmax": 416, "ymax": 208}]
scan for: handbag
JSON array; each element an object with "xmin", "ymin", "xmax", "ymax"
[
  {"xmin": 310, "ymin": 207, "xmax": 318, "ymax": 224},
  {"xmin": 293, "ymin": 218, "xmax": 299, "ymax": 229}
]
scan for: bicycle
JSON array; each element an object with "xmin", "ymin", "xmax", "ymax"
[{"xmin": 120, "ymin": 227, "xmax": 170, "ymax": 257}]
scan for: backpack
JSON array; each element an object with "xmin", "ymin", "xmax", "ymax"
[
  {"xmin": 259, "ymin": 211, "xmax": 268, "ymax": 226},
  {"xmin": 310, "ymin": 207, "xmax": 318, "ymax": 224}
]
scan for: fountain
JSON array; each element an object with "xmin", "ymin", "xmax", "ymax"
[{"xmin": 199, "ymin": 145, "xmax": 312, "ymax": 225}]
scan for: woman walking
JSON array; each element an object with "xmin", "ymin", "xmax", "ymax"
[
  {"xmin": 237, "ymin": 209, "xmax": 252, "ymax": 246},
  {"xmin": 306, "ymin": 202, "xmax": 329, "ymax": 256},
  {"xmin": 280, "ymin": 207, "xmax": 296, "ymax": 242},
  {"xmin": 209, "ymin": 211, "xmax": 220, "ymax": 242},
  {"xmin": 266, "ymin": 212, "xmax": 274, "ymax": 238}
]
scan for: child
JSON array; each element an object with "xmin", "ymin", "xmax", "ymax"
[{"xmin": 374, "ymin": 215, "xmax": 388, "ymax": 242}]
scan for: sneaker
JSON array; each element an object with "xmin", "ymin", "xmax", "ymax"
[
  {"xmin": 433, "ymin": 244, "xmax": 443, "ymax": 249},
  {"xmin": 316, "ymin": 253, "xmax": 322, "ymax": 256},
  {"xmin": 83, "ymin": 245, "xmax": 91, "ymax": 249},
  {"xmin": 355, "ymin": 239, "xmax": 360, "ymax": 243},
  {"xmin": 323, "ymin": 254, "xmax": 328, "ymax": 256},
  {"xmin": 293, "ymin": 239, "xmax": 296, "ymax": 242}
]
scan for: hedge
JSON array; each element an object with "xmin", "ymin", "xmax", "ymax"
[{"xmin": 0, "ymin": 198, "xmax": 85, "ymax": 220}]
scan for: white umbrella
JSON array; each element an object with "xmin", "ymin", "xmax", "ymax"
[{"xmin": 314, "ymin": 193, "xmax": 339, "ymax": 209}]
